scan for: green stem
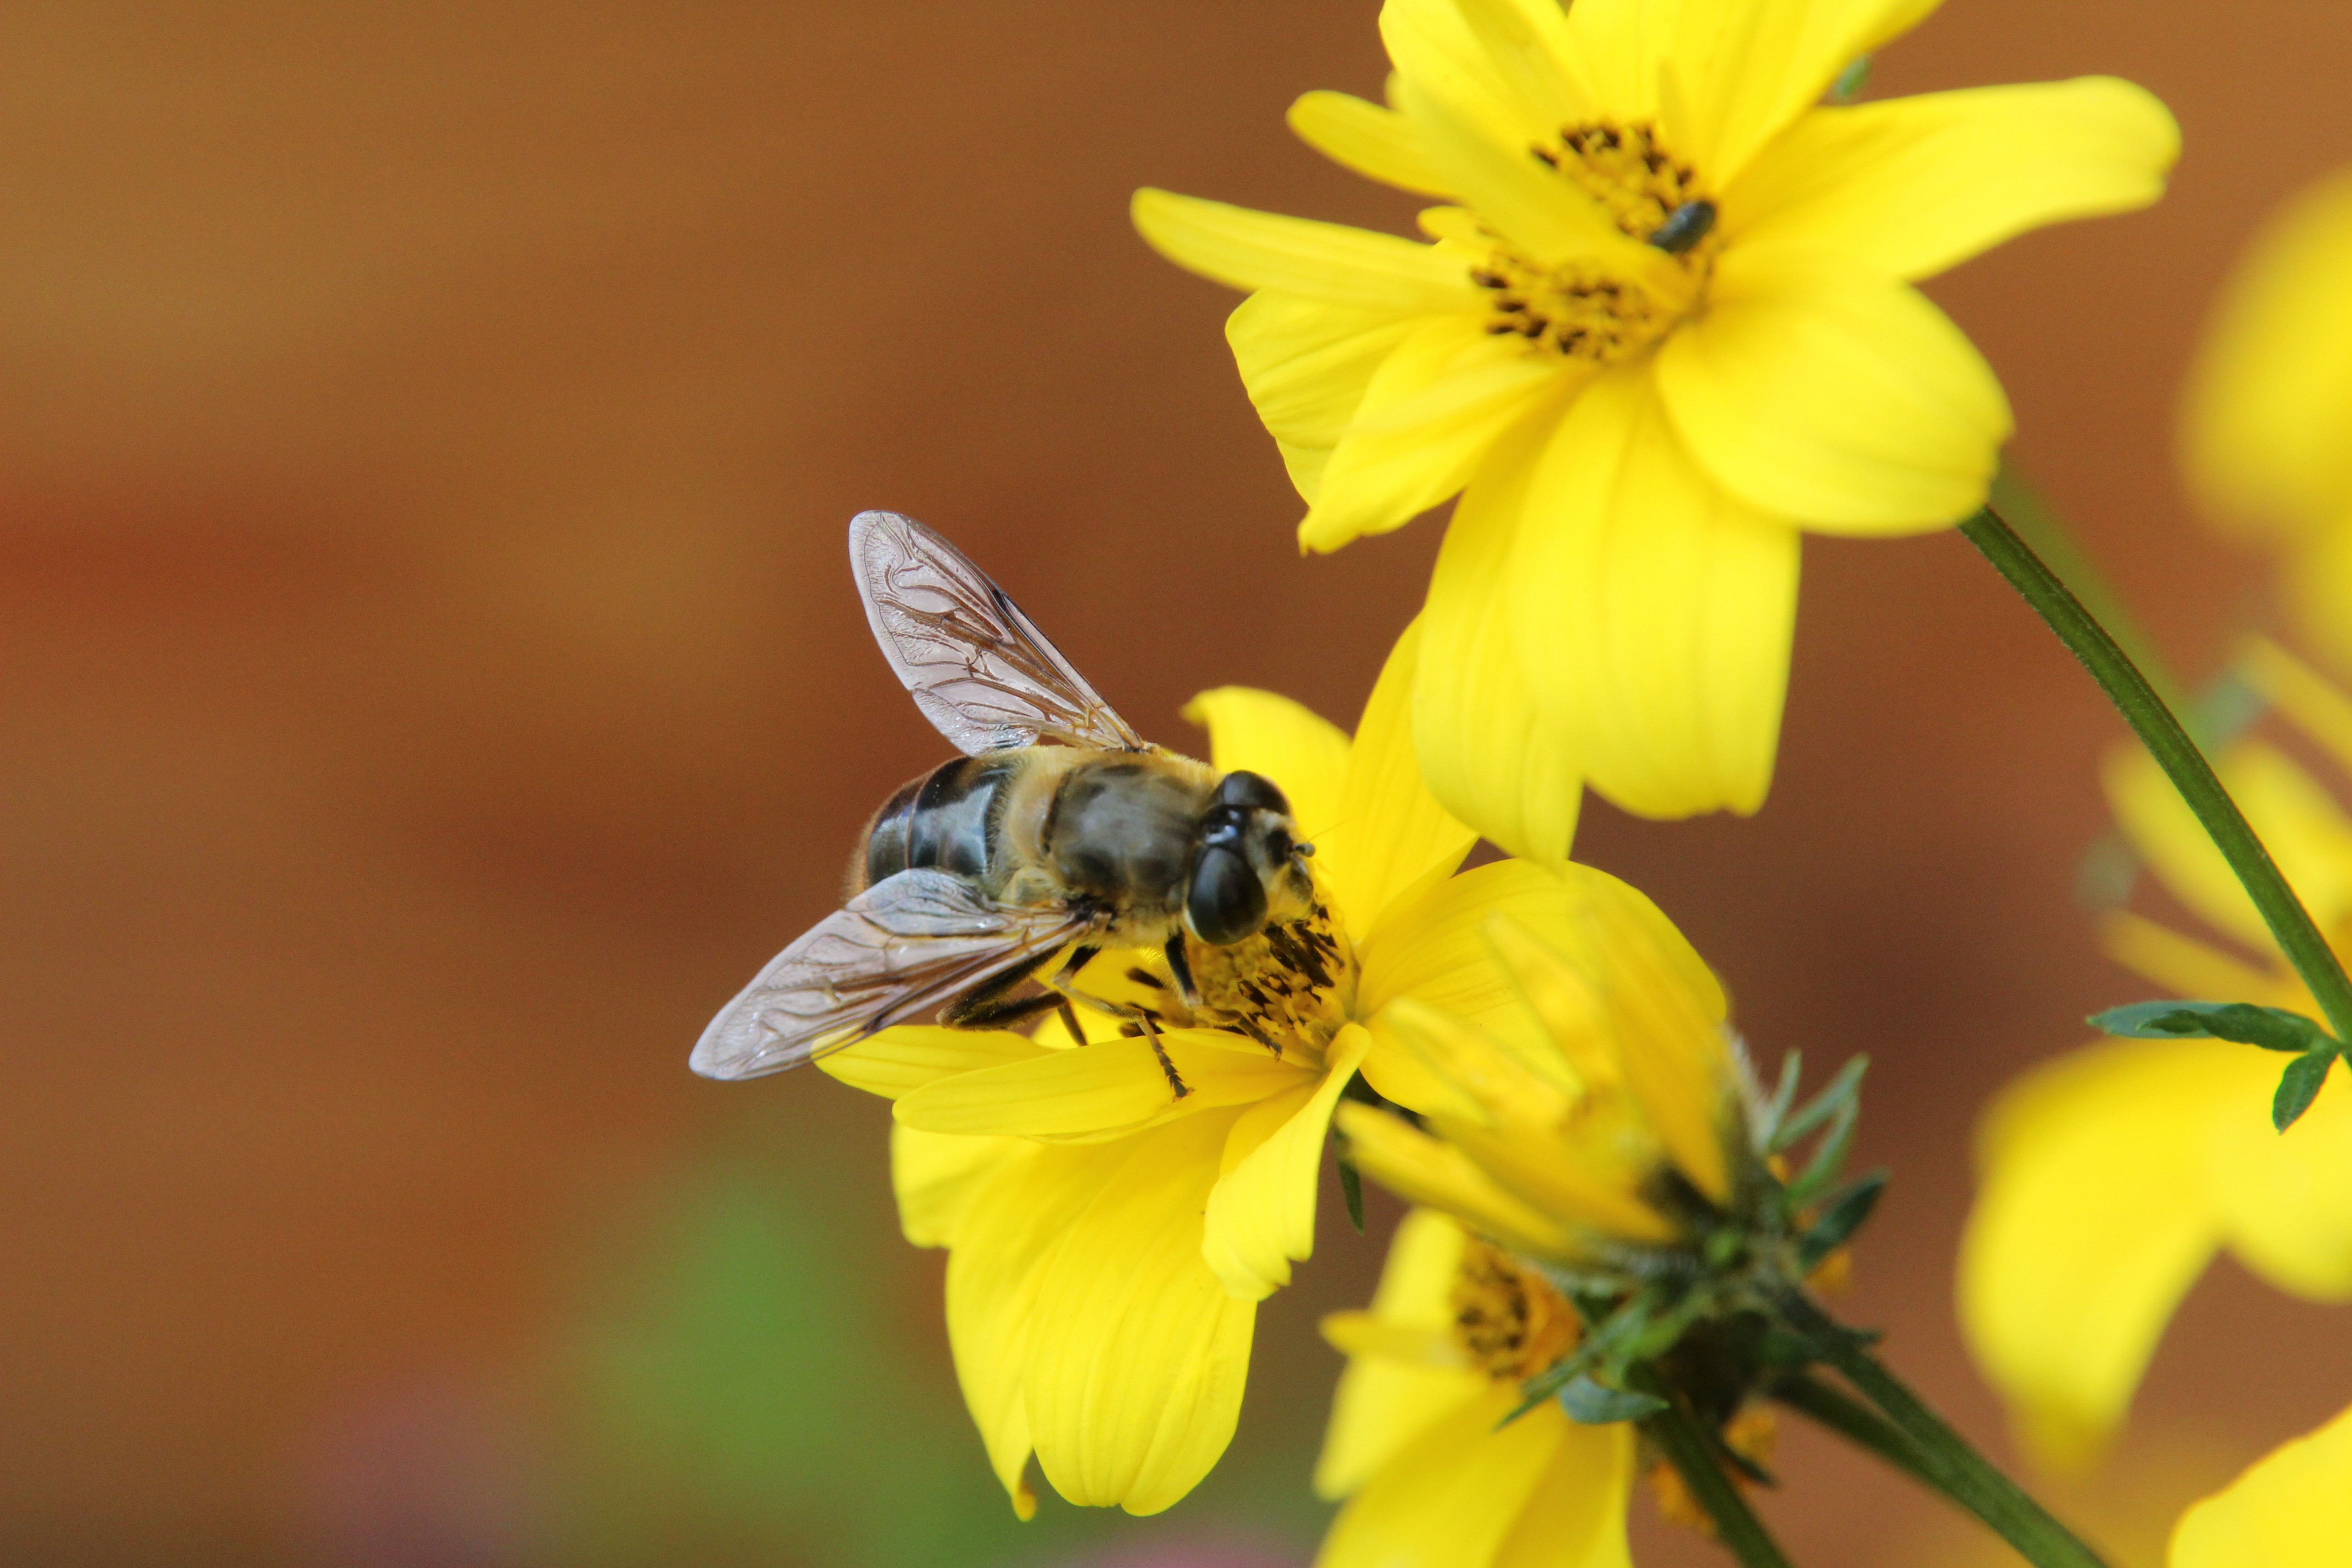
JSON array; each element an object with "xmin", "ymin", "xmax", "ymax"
[
  {"xmin": 1770, "ymin": 1371, "xmax": 1939, "ymax": 1490},
  {"xmin": 1633, "ymin": 1376, "xmax": 1794, "ymax": 1568},
  {"xmin": 1960, "ymin": 506, "xmax": 2352, "ymax": 1047},
  {"xmin": 1771, "ymin": 1287, "xmax": 2108, "ymax": 1568}
]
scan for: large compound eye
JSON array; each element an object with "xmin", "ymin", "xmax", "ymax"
[
  {"xmin": 1215, "ymin": 770, "xmax": 1290, "ymax": 816},
  {"xmin": 1185, "ymin": 844, "xmax": 1269, "ymax": 945}
]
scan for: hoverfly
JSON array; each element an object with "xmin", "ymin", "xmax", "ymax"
[{"xmin": 690, "ymin": 511, "xmax": 1344, "ymax": 1085}]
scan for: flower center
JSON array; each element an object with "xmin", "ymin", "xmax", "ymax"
[
  {"xmin": 1473, "ymin": 120, "xmax": 1718, "ymax": 365},
  {"xmin": 1450, "ymin": 1236, "xmax": 1580, "ymax": 1381},
  {"xmin": 1180, "ymin": 889, "xmax": 1357, "ymax": 1060}
]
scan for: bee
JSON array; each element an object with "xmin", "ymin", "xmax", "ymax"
[{"xmin": 690, "ymin": 510, "xmax": 1341, "ymax": 1086}]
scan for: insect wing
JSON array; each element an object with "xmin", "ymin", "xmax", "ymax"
[
  {"xmin": 849, "ymin": 509, "xmax": 1147, "ymax": 755},
  {"xmin": 690, "ymin": 869, "xmax": 1084, "ymax": 1080}
]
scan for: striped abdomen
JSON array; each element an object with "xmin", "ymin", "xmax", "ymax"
[{"xmin": 861, "ymin": 754, "xmax": 1022, "ymax": 889}]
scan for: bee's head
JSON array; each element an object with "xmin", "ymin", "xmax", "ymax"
[{"xmin": 1184, "ymin": 770, "xmax": 1315, "ymax": 945}]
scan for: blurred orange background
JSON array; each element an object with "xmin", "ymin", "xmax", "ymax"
[{"xmin": 5, "ymin": 3, "xmax": 2352, "ymax": 1564}]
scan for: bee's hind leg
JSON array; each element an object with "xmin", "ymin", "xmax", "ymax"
[
  {"xmin": 939, "ymin": 949, "xmax": 1062, "ymax": 1031},
  {"xmin": 1139, "ymin": 1013, "xmax": 1191, "ymax": 1101}
]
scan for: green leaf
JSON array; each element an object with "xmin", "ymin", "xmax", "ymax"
[
  {"xmin": 1558, "ymin": 1375, "xmax": 1668, "ymax": 1424},
  {"xmin": 2091, "ymin": 999, "xmax": 2330, "ymax": 1053},
  {"xmin": 1829, "ymin": 55, "xmax": 1871, "ymax": 102},
  {"xmin": 2273, "ymin": 1049, "xmax": 2338, "ymax": 1132},
  {"xmin": 1336, "ymin": 1146, "xmax": 1365, "ymax": 1234},
  {"xmin": 1799, "ymin": 1171, "xmax": 1888, "ymax": 1269}
]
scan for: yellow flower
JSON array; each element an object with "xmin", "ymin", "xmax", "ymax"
[
  {"xmin": 1961, "ymin": 639, "xmax": 2352, "ymax": 1469},
  {"xmin": 1334, "ymin": 868, "xmax": 1755, "ymax": 1266},
  {"xmin": 820, "ymin": 621, "xmax": 1638, "ymax": 1517},
  {"xmin": 1312, "ymin": 1208, "xmax": 1635, "ymax": 1568},
  {"xmin": 2185, "ymin": 168, "xmax": 2352, "ymax": 675},
  {"xmin": 2169, "ymin": 1403, "xmax": 2352, "ymax": 1567},
  {"xmin": 1134, "ymin": 0, "xmax": 2176, "ymax": 854}
]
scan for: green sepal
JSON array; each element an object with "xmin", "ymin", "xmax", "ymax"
[
  {"xmin": 1829, "ymin": 55, "xmax": 1871, "ymax": 102},
  {"xmin": 1759, "ymin": 1051, "xmax": 1803, "ymax": 1147},
  {"xmin": 1771, "ymin": 1056, "xmax": 1868, "ymax": 1156},
  {"xmin": 2091, "ymin": 999, "xmax": 2331, "ymax": 1053},
  {"xmin": 1336, "ymin": 1146, "xmax": 1365, "ymax": 1234},
  {"xmin": 1559, "ymin": 1375, "xmax": 1668, "ymax": 1424},
  {"xmin": 1799, "ymin": 1171, "xmax": 1888, "ymax": 1269},
  {"xmin": 2273, "ymin": 1049, "xmax": 2338, "ymax": 1132}
]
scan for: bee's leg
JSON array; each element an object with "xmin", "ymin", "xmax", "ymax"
[
  {"xmin": 1162, "ymin": 932, "xmax": 1201, "ymax": 1009},
  {"xmin": 938, "ymin": 949, "xmax": 1059, "ymax": 1030},
  {"xmin": 1139, "ymin": 1013, "xmax": 1191, "ymax": 1100},
  {"xmin": 944, "ymin": 989, "xmax": 1077, "ymax": 1033},
  {"xmin": 1050, "ymin": 943, "xmax": 1100, "ymax": 987},
  {"xmin": 1056, "ymin": 998, "xmax": 1084, "ymax": 1042}
]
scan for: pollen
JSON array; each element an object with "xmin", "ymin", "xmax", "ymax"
[
  {"xmin": 1450, "ymin": 1236, "xmax": 1581, "ymax": 1382},
  {"xmin": 1472, "ymin": 120, "xmax": 1718, "ymax": 365},
  {"xmin": 1184, "ymin": 895, "xmax": 1357, "ymax": 1060}
]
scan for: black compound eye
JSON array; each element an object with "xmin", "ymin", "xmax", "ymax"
[
  {"xmin": 1215, "ymin": 770, "xmax": 1290, "ymax": 816},
  {"xmin": 1186, "ymin": 844, "xmax": 1269, "ymax": 945}
]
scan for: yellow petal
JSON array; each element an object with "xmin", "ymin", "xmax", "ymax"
[
  {"xmin": 2284, "ymin": 520, "xmax": 2352, "ymax": 677},
  {"xmin": 1336, "ymin": 1100, "xmax": 1576, "ymax": 1257},
  {"xmin": 2106, "ymin": 742, "xmax": 2352, "ymax": 952},
  {"xmin": 2169, "ymin": 1403, "xmax": 2352, "ymax": 1568},
  {"xmin": 1182, "ymin": 684, "xmax": 1353, "ymax": 845},
  {"xmin": 1360, "ymin": 861, "xmax": 1583, "ymax": 1061},
  {"xmin": 1316, "ymin": 1211, "xmax": 1483, "ymax": 1505},
  {"xmin": 1378, "ymin": 0, "xmax": 1594, "ymax": 148},
  {"xmin": 1381, "ymin": 993, "xmax": 1578, "ymax": 1121},
  {"xmin": 1321, "ymin": 1310, "xmax": 1467, "ymax": 1369},
  {"xmin": 1508, "ymin": 364, "xmax": 1798, "ymax": 818},
  {"xmin": 944, "ymin": 1137, "xmax": 1124, "ymax": 1517},
  {"xmin": 1491, "ymin": 1412, "xmax": 1636, "ymax": 1568},
  {"xmin": 1414, "ymin": 409, "xmax": 1588, "ymax": 864},
  {"xmin": 2240, "ymin": 636, "xmax": 2352, "ymax": 781},
  {"xmin": 1668, "ymin": 0, "xmax": 1945, "ymax": 187},
  {"xmin": 1655, "ymin": 244, "xmax": 2011, "ymax": 534},
  {"xmin": 1727, "ymin": 79, "xmax": 2178, "ymax": 282},
  {"xmin": 1560, "ymin": 879, "xmax": 1741, "ymax": 1205},
  {"xmin": 1025, "ymin": 1110, "xmax": 1258, "ymax": 1515},
  {"xmin": 2206, "ymin": 1060, "xmax": 2352, "ymax": 1299},
  {"xmin": 1315, "ymin": 1388, "xmax": 1599, "ymax": 1568},
  {"xmin": 895, "ymin": 1030, "xmax": 1312, "ymax": 1141},
  {"xmin": 1564, "ymin": 0, "xmax": 1674, "ymax": 123},
  {"xmin": 1316, "ymin": 1333, "xmax": 1484, "ymax": 1507},
  {"xmin": 1203, "ymin": 1026, "xmax": 1374, "ymax": 1299},
  {"xmin": 1132, "ymin": 187, "xmax": 1479, "ymax": 314},
  {"xmin": 1389, "ymin": 71, "xmax": 1644, "ymax": 277},
  {"xmin": 2099, "ymin": 911, "xmax": 2301, "ymax": 1009},
  {"xmin": 1227, "ymin": 291, "xmax": 1424, "ymax": 505},
  {"xmin": 1319, "ymin": 617, "xmax": 1478, "ymax": 945},
  {"xmin": 2183, "ymin": 168, "xmax": 2352, "ymax": 536},
  {"xmin": 1290, "ymin": 89, "xmax": 1448, "ymax": 196},
  {"xmin": 820, "ymin": 1025, "xmax": 1053, "ymax": 1101},
  {"xmin": 1960, "ymin": 1039, "xmax": 2237, "ymax": 1467},
  {"xmin": 1301, "ymin": 313, "xmax": 1560, "ymax": 553},
  {"xmin": 892, "ymin": 1123, "xmax": 1023, "ymax": 1247}
]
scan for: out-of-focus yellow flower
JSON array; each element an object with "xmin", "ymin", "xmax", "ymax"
[
  {"xmin": 1312, "ymin": 1208, "xmax": 1635, "ymax": 1568},
  {"xmin": 1336, "ymin": 868, "xmax": 1755, "ymax": 1266},
  {"xmin": 2169, "ymin": 1403, "xmax": 2352, "ymax": 1567},
  {"xmin": 1135, "ymin": 0, "xmax": 2176, "ymax": 854},
  {"xmin": 2185, "ymin": 169, "xmax": 2352, "ymax": 675},
  {"xmin": 1961, "ymin": 639, "xmax": 2352, "ymax": 1470},
  {"xmin": 820, "ymin": 622, "xmax": 1640, "ymax": 1517}
]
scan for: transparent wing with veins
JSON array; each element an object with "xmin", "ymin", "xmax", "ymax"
[
  {"xmin": 849, "ymin": 509, "xmax": 1148, "ymax": 755},
  {"xmin": 689, "ymin": 869, "xmax": 1089, "ymax": 1080}
]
